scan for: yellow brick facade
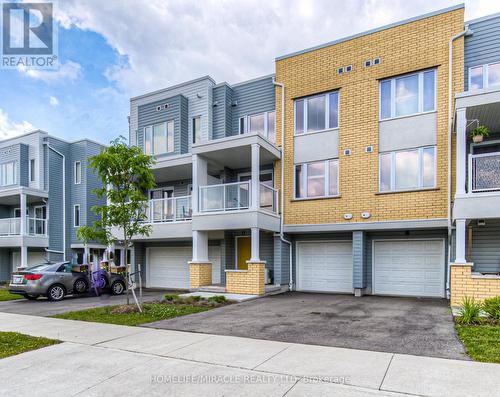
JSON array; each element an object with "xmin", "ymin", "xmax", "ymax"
[
  {"xmin": 450, "ymin": 264, "xmax": 500, "ymax": 306},
  {"xmin": 225, "ymin": 262, "xmax": 265, "ymax": 295},
  {"xmin": 189, "ymin": 262, "xmax": 212, "ymax": 289},
  {"xmin": 275, "ymin": 8, "xmax": 464, "ymax": 226}
]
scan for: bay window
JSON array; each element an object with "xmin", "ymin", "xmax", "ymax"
[
  {"xmin": 469, "ymin": 62, "xmax": 500, "ymax": 91},
  {"xmin": 380, "ymin": 69, "xmax": 436, "ymax": 120},
  {"xmin": 294, "ymin": 91, "xmax": 339, "ymax": 134},
  {"xmin": 295, "ymin": 159, "xmax": 339, "ymax": 199},
  {"xmin": 379, "ymin": 146, "xmax": 436, "ymax": 192},
  {"xmin": 144, "ymin": 120, "xmax": 174, "ymax": 155}
]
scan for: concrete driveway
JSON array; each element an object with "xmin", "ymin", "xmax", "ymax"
[
  {"xmin": 145, "ymin": 292, "xmax": 468, "ymax": 360},
  {"xmin": 0, "ymin": 289, "xmax": 169, "ymax": 316}
]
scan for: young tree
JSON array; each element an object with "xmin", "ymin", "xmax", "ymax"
[{"xmin": 77, "ymin": 136, "xmax": 156, "ymax": 304}]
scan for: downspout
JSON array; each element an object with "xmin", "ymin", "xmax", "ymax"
[
  {"xmin": 446, "ymin": 25, "xmax": 473, "ymax": 297},
  {"xmin": 273, "ymin": 77, "xmax": 293, "ymax": 291},
  {"xmin": 44, "ymin": 143, "xmax": 66, "ymax": 261}
]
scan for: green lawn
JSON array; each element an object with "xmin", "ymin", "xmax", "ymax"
[
  {"xmin": 50, "ymin": 303, "xmax": 211, "ymax": 326},
  {"xmin": 0, "ymin": 332, "xmax": 59, "ymax": 359},
  {"xmin": 0, "ymin": 288, "xmax": 23, "ymax": 302},
  {"xmin": 456, "ymin": 324, "xmax": 500, "ymax": 363}
]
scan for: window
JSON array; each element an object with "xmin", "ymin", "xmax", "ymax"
[
  {"xmin": 379, "ymin": 146, "xmax": 436, "ymax": 192},
  {"xmin": 294, "ymin": 159, "xmax": 339, "ymax": 199},
  {"xmin": 0, "ymin": 161, "xmax": 17, "ymax": 186},
  {"xmin": 144, "ymin": 121, "xmax": 174, "ymax": 155},
  {"xmin": 192, "ymin": 116, "xmax": 201, "ymax": 144},
  {"xmin": 469, "ymin": 62, "xmax": 500, "ymax": 91},
  {"xmin": 294, "ymin": 91, "xmax": 339, "ymax": 134},
  {"xmin": 74, "ymin": 205, "xmax": 80, "ymax": 227},
  {"xmin": 380, "ymin": 69, "xmax": 436, "ymax": 120},
  {"xmin": 238, "ymin": 117, "xmax": 247, "ymax": 134},
  {"xmin": 239, "ymin": 111, "xmax": 276, "ymax": 142},
  {"xmin": 29, "ymin": 159, "xmax": 36, "ymax": 182},
  {"xmin": 74, "ymin": 161, "xmax": 81, "ymax": 184}
]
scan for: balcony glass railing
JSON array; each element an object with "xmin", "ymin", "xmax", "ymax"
[
  {"xmin": 199, "ymin": 181, "xmax": 250, "ymax": 212},
  {"xmin": 0, "ymin": 218, "xmax": 20, "ymax": 236},
  {"xmin": 469, "ymin": 152, "xmax": 500, "ymax": 192},
  {"xmin": 146, "ymin": 196, "xmax": 192, "ymax": 222},
  {"xmin": 0, "ymin": 217, "xmax": 46, "ymax": 237},
  {"xmin": 260, "ymin": 183, "xmax": 279, "ymax": 214}
]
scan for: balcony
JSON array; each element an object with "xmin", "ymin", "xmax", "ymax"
[
  {"xmin": 0, "ymin": 218, "xmax": 20, "ymax": 236},
  {"xmin": 469, "ymin": 152, "xmax": 500, "ymax": 193},
  {"xmin": 199, "ymin": 181, "xmax": 250, "ymax": 212},
  {"xmin": 145, "ymin": 196, "xmax": 192, "ymax": 222},
  {"xmin": 0, "ymin": 217, "xmax": 48, "ymax": 247}
]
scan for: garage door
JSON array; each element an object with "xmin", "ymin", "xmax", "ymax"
[
  {"xmin": 373, "ymin": 240, "xmax": 445, "ymax": 298},
  {"xmin": 297, "ymin": 241, "xmax": 353, "ymax": 293},
  {"xmin": 148, "ymin": 246, "xmax": 221, "ymax": 289},
  {"xmin": 12, "ymin": 251, "xmax": 48, "ymax": 271}
]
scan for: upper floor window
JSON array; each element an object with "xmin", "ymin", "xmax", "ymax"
[
  {"xmin": 0, "ymin": 161, "xmax": 17, "ymax": 186},
  {"xmin": 239, "ymin": 111, "xmax": 276, "ymax": 143},
  {"xmin": 379, "ymin": 146, "xmax": 436, "ymax": 192},
  {"xmin": 144, "ymin": 120, "xmax": 174, "ymax": 155},
  {"xmin": 74, "ymin": 161, "xmax": 81, "ymax": 184},
  {"xmin": 295, "ymin": 159, "xmax": 339, "ymax": 199},
  {"xmin": 380, "ymin": 69, "xmax": 436, "ymax": 120},
  {"xmin": 294, "ymin": 91, "xmax": 339, "ymax": 135},
  {"xmin": 74, "ymin": 205, "xmax": 80, "ymax": 227},
  {"xmin": 29, "ymin": 159, "xmax": 36, "ymax": 182},
  {"xmin": 192, "ymin": 116, "xmax": 201, "ymax": 144},
  {"xmin": 469, "ymin": 62, "xmax": 500, "ymax": 91}
]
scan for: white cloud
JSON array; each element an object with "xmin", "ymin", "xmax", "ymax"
[
  {"xmin": 18, "ymin": 61, "xmax": 82, "ymax": 83},
  {"xmin": 51, "ymin": 0, "xmax": 500, "ymax": 96},
  {"xmin": 49, "ymin": 96, "xmax": 59, "ymax": 106},
  {"xmin": 0, "ymin": 109, "xmax": 35, "ymax": 140}
]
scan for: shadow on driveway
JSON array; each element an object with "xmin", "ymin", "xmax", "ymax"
[{"xmin": 144, "ymin": 292, "xmax": 468, "ymax": 360}]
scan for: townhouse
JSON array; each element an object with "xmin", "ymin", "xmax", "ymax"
[{"xmin": 0, "ymin": 130, "xmax": 107, "ymax": 281}]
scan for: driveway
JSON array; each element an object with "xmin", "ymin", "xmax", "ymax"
[
  {"xmin": 0, "ymin": 289, "xmax": 169, "ymax": 316},
  {"xmin": 145, "ymin": 292, "xmax": 468, "ymax": 360}
]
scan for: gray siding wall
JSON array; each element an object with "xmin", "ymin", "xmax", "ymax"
[
  {"xmin": 273, "ymin": 235, "xmax": 291, "ymax": 285},
  {"xmin": 470, "ymin": 219, "xmax": 500, "ymax": 273},
  {"xmin": 212, "ymin": 84, "xmax": 234, "ymax": 140},
  {"xmin": 19, "ymin": 144, "xmax": 29, "ymax": 187},
  {"xmin": 155, "ymin": 179, "xmax": 192, "ymax": 197},
  {"xmin": 464, "ymin": 15, "xmax": 500, "ymax": 90},
  {"xmin": 0, "ymin": 248, "xmax": 10, "ymax": 281},
  {"xmin": 353, "ymin": 231, "xmax": 366, "ymax": 289},
  {"xmin": 85, "ymin": 141, "xmax": 105, "ymax": 230},
  {"xmin": 230, "ymin": 77, "xmax": 275, "ymax": 136},
  {"xmin": 70, "ymin": 141, "xmax": 87, "ymax": 245}
]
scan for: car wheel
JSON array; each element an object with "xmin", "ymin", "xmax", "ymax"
[
  {"xmin": 47, "ymin": 284, "xmax": 66, "ymax": 301},
  {"xmin": 24, "ymin": 294, "xmax": 39, "ymax": 300},
  {"xmin": 73, "ymin": 278, "xmax": 88, "ymax": 294},
  {"xmin": 110, "ymin": 280, "xmax": 125, "ymax": 295}
]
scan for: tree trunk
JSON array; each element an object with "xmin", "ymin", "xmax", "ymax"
[{"xmin": 124, "ymin": 234, "xmax": 130, "ymax": 305}]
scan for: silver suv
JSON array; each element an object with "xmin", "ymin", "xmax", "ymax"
[{"xmin": 9, "ymin": 262, "xmax": 126, "ymax": 301}]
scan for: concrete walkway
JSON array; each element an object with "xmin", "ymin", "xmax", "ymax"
[{"xmin": 0, "ymin": 313, "xmax": 499, "ymax": 397}]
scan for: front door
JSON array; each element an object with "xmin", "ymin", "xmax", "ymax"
[{"xmin": 236, "ymin": 236, "xmax": 251, "ymax": 270}]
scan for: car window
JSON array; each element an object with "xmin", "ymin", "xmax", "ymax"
[
  {"xmin": 27, "ymin": 264, "xmax": 52, "ymax": 272},
  {"xmin": 56, "ymin": 263, "xmax": 73, "ymax": 273}
]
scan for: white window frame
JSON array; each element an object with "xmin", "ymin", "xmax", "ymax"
[
  {"xmin": 0, "ymin": 161, "xmax": 17, "ymax": 186},
  {"xmin": 73, "ymin": 204, "xmax": 81, "ymax": 228},
  {"xmin": 238, "ymin": 111, "xmax": 276, "ymax": 141},
  {"xmin": 294, "ymin": 159, "xmax": 340, "ymax": 199},
  {"xmin": 29, "ymin": 158, "xmax": 36, "ymax": 182},
  {"xmin": 468, "ymin": 62, "xmax": 500, "ymax": 91},
  {"xmin": 294, "ymin": 91, "xmax": 339, "ymax": 135},
  {"xmin": 144, "ymin": 120, "xmax": 175, "ymax": 155},
  {"xmin": 238, "ymin": 116, "xmax": 247, "ymax": 134},
  {"xmin": 379, "ymin": 69, "xmax": 437, "ymax": 121},
  {"xmin": 192, "ymin": 116, "xmax": 201, "ymax": 144},
  {"xmin": 74, "ymin": 161, "xmax": 82, "ymax": 185},
  {"xmin": 378, "ymin": 146, "xmax": 437, "ymax": 193}
]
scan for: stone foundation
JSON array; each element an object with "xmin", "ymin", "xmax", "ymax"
[
  {"xmin": 189, "ymin": 262, "xmax": 212, "ymax": 289},
  {"xmin": 225, "ymin": 261, "xmax": 265, "ymax": 295},
  {"xmin": 450, "ymin": 263, "xmax": 500, "ymax": 306}
]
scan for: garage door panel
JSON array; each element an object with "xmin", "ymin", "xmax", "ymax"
[{"xmin": 373, "ymin": 240, "xmax": 444, "ymax": 298}]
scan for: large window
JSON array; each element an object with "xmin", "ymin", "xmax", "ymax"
[
  {"xmin": 144, "ymin": 120, "xmax": 174, "ymax": 155},
  {"xmin": 469, "ymin": 62, "xmax": 500, "ymax": 91},
  {"xmin": 295, "ymin": 159, "xmax": 339, "ymax": 199},
  {"xmin": 380, "ymin": 69, "xmax": 436, "ymax": 120},
  {"xmin": 379, "ymin": 146, "xmax": 436, "ymax": 192},
  {"xmin": 239, "ymin": 111, "xmax": 276, "ymax": 142},
  {"xmin": 74, "ymin": 161, "xmax": 81, "ymax": 184},
  {"xmin": 295, "ymin": 91, "xmax": 339, "ymax": 134},
  {"xmin": 0, "ymin": 161, "xmax": 17, "ymax": 186},
  {"xmin": 73, "ymin": 205, "xmax": 80, "ymax": 227},
  {"xmin": 192, "ymin": 116, "xmax": 201, "ymax": 144}
]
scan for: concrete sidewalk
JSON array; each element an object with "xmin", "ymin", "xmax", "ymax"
[{"xmin": 0, "ymin": 313, "xmax": 499, "ymax": 397}]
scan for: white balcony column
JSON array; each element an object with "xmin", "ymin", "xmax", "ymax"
[
  {"xmin": 192, "ymin": 154, "xmax": 208, "ymax": 214},
  {"xmin": 20, "ymin": 193, "xmax": 27, "ymax": 236},
  {"xmin": 20, "ymin": 246, "xmax": 28, "ymax": 269},
  {"xmin": 192, "ymin": 230, "xmax": 209, "ymax": 262},
  {"xmin": 456, "ymin": 107, "xmax": 467, "ymax": 195},
  {"xmin": 455, "ymin": 219, "xmax": 467, "ymax": 264},
  {"xmin": 83, "ymin": 244, "xmax": 90, "ymax": 264},
  {"xmin": 251, "ymin": 143, "xmax": 260, "ymax": 211},
  {"xmin": 250, "ymin": 227, "xmax": 260, "ymax": 262}
]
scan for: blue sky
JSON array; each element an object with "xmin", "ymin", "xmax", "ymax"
[{"xmin": 1, "ymin": 0, "xmax": 500, "ymax": 144}]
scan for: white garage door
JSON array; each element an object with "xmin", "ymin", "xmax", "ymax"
[
  {"xmin": 148, "ymin": 246, "xmax": 221, "ymax": 289},
  {"xmin": 12, "ymin": 251, "xmax": 48, "ymax": 271},
  {"xmin": 373, "ymin": 240, "xmax": 445, "ymax": 298},
  {"xmin": 297, "ymin": 241, "xmax": 353, "ymax": 293}
]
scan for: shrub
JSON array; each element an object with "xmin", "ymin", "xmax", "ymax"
[
  {"xmin": 164, "ymin": 294, "xmax": 179, "ymax": 302},
  {"xmin": 482, "ymin": 296, "xmax": 500, "ymax": 320},
  {"xmin": 185, "ymin": 295, "xmax": 203, "ymax": 303},
  {"xmin": 208, "ymin": 295, "xmax": 227, "ymax": 304},
  {"xmin": 456, "ymin": 297, "xmax": 482, "ymax": 325}
]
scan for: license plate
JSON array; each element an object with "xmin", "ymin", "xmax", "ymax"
[{"xmin": 12, "ymin": 275, "xmax": 23, "ymax": 284}]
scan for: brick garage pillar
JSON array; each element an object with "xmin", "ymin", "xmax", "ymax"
[
  {"xmin": 189, "ymin": 262, "xmax": 212, "ymax": 289},
  {"xmin": 225, "ymin": 261, "xmax": 266, "ymax": 295}
]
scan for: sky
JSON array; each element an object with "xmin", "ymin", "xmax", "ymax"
[{"xmin": 1, "ymin": 0, "xmax": 499, "ymax": 144}]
